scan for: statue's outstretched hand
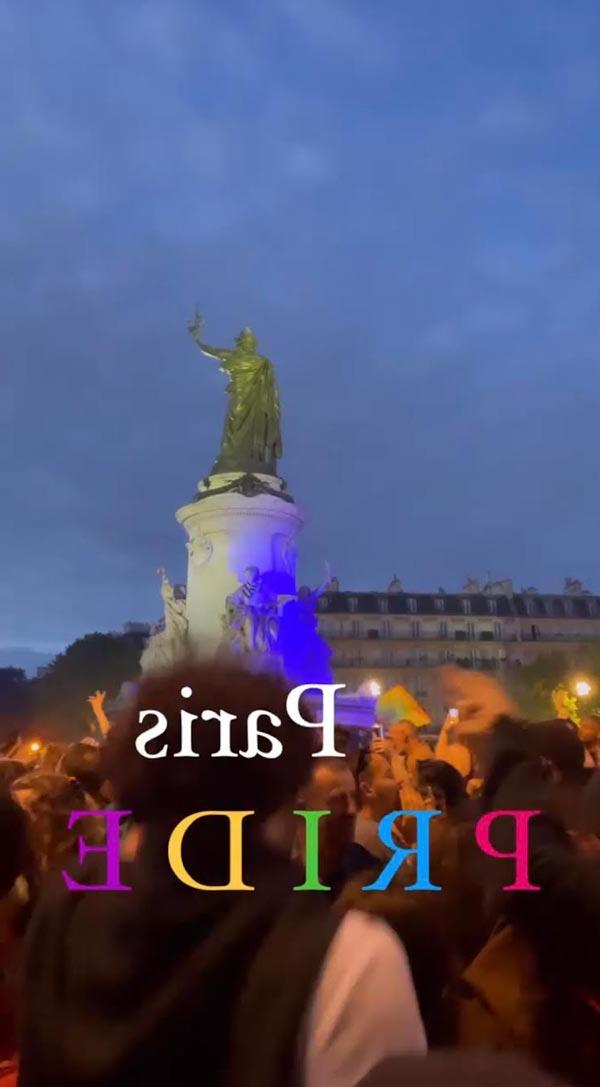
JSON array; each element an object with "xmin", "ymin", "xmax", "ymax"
[{"xmin": 188, "ymin": 310, "xmax": 203, "ymax": 339}]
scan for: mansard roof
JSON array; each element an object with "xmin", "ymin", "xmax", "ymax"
[{"xmin": 318, "ymin": 590, "xmax": 600, "ymax": 619}]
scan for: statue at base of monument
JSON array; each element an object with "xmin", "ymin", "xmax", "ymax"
[
  {"xmin": 188, "ymin": 312, "xmax": 283, "ymax": 476},
  {"xmin": 222, "ymin": 566, "xmax": 279, "ymax": 656},
  {"xmin": 140, "ymin": 568, "xmax": 189, "ymax": 673},
  {"xmin": 276, "ymin": 564, "xmax": 334, "ymax": 686}
]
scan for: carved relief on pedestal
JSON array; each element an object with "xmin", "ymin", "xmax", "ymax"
[
  {"xmin": 274, "ymin": 533, "xmax": 297, "ymax": 576},
  {"xmin": 186, "ymin": 534, "xmax": 213, "ymax": 567}
]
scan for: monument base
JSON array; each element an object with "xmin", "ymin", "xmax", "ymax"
[{"xmin": 176, "ymin": 472, "xmax": 304, "ymax": 659}]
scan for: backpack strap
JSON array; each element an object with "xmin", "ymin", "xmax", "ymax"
[{"xmin": 225, "ymin": 895, "xmax": 340, "ymax": 1087}]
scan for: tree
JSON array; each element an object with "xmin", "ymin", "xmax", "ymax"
[
  {"xmin": 32, "ymin": 632, "xmax": 144, "ymax": 740},
  {"xmin": 0, "ymin": 667, "xmax": 32, "ymax": 742},
  {"xmin": 506, "ymin": 647, "xmax": 600, "ymax": 722}
]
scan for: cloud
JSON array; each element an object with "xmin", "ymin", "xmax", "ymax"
[
  {"xmin": 280, "ymin": 0, "xmax": 396, "ymax": 65},
  {"xmin": 4, "ymin": 0, "xmax": 600, "ymax": 650},
  {"xmin": 281, "ymin": 142, "xmax": 337, "ymax": 184},
  {"xmin": 479, "ymin": 98, "xmax": 539, "ymax": 136}
]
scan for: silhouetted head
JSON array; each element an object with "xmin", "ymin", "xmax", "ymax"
[
  {"xmin": 59, "ymin": 741, "xmax": 108, "ymax": 804},
  {"xmin": 530, "ymin": 719, "xmax": 586, "ymax": 783},
  {"xmin": 388, "ymin": 719, "xmax": 417, "ymax": 753},
  {"xmin": 418, "ymin": 759, "xmax": 467, "ymax": 812},
  {"xmin": 355, "ymin": 748, "xmax": 398, "ymax": 819}
]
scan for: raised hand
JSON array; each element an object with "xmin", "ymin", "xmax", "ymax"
[
  {"xmin": 315, "ymin": 561, "xmax": 333, "ymax": 597},
  {"xmin": 187, "ymin": 309, "xmax": 204, "ymax": 340},
  {"xmin": 370, "ymin": 736, "xmax": 392, "ymax": 760},
  {"xmin": 438, "ymin": 665, "xmax": 519, "ymax": 736},
  {"xmin": 88, "ymin": 690, "xmax": 111, "ymax": 736}
]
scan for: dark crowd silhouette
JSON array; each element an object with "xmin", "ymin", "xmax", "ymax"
[{"xmin": 0, "ymin": 663, "xmax": 598, "ymax": 1087}]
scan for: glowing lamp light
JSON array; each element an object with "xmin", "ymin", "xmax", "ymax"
[
  {"xmin": 29, "ymin": 741, "xmax": 41, "ymax": 754},
  {"xmin": 367, "ymin": 680, "xmax": 382, "ymax": 698},
  {"xmin": 574, "ymin": 680, "xmax": 592, "ymax": 699}
]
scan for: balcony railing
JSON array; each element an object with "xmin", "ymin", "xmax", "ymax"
[
  {"xmin": 520, "ymin": 632, "xmax": 598, "ymax": 642},
  {"xmin": 322, "ymin": 628, "xmax": 600, "ymax": 644},
  {"xmin": 331, "ymin": 652, "xmax": 506, "ymax": 669}
]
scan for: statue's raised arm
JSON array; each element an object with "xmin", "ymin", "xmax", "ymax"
[
  {"xmin": 314, "ymin": 561, "xmax": 333, "ymax": 600},
  {"xmin": 188, "ymin": 311, "xmax": 232, "ymax": 363}
]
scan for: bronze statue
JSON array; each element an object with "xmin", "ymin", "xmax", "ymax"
[{"xmin": 188, "ymin": 312, "xmax": 283, "ymax": 475}]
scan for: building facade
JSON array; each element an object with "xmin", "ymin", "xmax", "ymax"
[{"xmin": 317, "ymin": 578, "xmax": 600, "ymax": 723}]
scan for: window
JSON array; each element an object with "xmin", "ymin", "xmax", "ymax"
[
  {"xmin": 434, "ymin": 597, "xmax": 445, "ymax": 612},
  {"xmin": 480, "ymin": 630, "xmax": 494, "ymax": 641},
  {"xmin": 588, "ymin": 599, "xmax": 598, "ymax": 617},
  {"xmin": 494, "ymin": 622, "xmax": 502, "ymax": 640},
  {"xmin": 478, "ymin": 657, "xmax": 496, "ymax": 671},
  {"xmin": 564, "ymin": 599, "xmax": 574, "ymax": 617},
  {"xmin": 367, "ymin": 628, "xmax": 380, "ymax": 640},
  {"xmin": 377, "ymin": 597, "xmax": 389, "ymax": 613},
  {"xmin": 408, "ymin": 597, "xmax": 417, "ymax": 613},
  {"xmin": 411, "ymin": 620, "xmax": 420, "ymax": 638},
  {"xmin": 462, "ymin": 598, "xmax": 472, "ymax": 615},
  {"xmin": 486, "ymin": 599, "xmax": 497, "ymax": 615},
  {"xmin": 317, "ymin": 595, "xmax": 329, "ymax": 611},
  {"xmin": 454, "ymin": 630, "xmax": 467, "ymax": 641},
  {"xmin": 468, "ymin": 622, "xmax": 475, "ymax": 640},
  {"xmin": 348, "ymin": 596, "xmax": 358, "ymax": 613},
  {"xmin": 439, "ymin": 621, "xmax": 448, "ymax": 639}
]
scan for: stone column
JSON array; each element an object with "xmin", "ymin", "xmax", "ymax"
[{"xmin": 176, "ymin": 473, "xmax": 304, "ymax": 658}]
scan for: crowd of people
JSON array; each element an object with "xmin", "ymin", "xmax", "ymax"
[{"xmin": 0, "ymin": 663, "xmax": 598, "ymax": 1086}]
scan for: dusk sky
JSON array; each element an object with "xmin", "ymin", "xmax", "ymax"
[{"xmin": 3, "ymin": 1, "xmax": 600, "ymax": 658}]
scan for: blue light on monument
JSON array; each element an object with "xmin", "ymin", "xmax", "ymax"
[{"xmin": 276, "ymin": 587, "xmax": 333, "ymax": 686}]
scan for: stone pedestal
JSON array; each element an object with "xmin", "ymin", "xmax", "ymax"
[{"xmin": 176, "ymin": 472, "xmax": 304, "ymax": 658}]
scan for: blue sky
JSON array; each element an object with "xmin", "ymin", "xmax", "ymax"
[{"xmin": 3, "ymin": 0, "xmax": 600, "ymax": 654}]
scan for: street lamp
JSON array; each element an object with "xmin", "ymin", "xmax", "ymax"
[
  {"xmin": 366, "ymin": 679, "xmax": 382, "ymax": 698},
  {"xmin": 574, "ymin": 679, "xmax": 592, "ymax": 699}
]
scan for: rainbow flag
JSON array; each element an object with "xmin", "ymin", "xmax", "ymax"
[{"xmin": 376, "ymin": 684, "xmax": 431, "ymax": 728}]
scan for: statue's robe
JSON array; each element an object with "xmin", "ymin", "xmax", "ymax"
[{"xmin": 215, "ymin": 353, "xmax": 282, "ymax": 474}]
